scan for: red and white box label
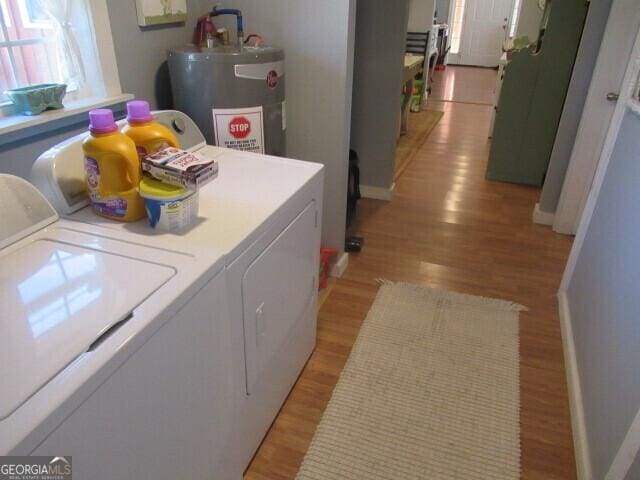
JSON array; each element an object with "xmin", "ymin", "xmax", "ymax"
[{"xmin": 212, "ymin": 106, "xmax": 265, "ymax": 154}]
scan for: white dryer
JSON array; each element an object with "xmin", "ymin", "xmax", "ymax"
[
  {"xmin": 30, "ymin": 111, "xmax": 325, "ymax": 473},
  {"xmin": 0, "ymin": 174, "xmax": 237, "ymax": 479}
]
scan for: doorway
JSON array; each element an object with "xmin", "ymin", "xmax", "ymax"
[
  {"xmin": 553, "ymin": 0, "xmax": 640, "ymax": 234},
  {"xmin": 449, "ymin": 0, "xmax": 518, "ymax": 67}
]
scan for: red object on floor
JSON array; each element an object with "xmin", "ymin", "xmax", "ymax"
[{"xmin": 319, "ymin": 247, "xmax": 338, "ymax": 290}]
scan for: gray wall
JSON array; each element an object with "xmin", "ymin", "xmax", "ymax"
[
  {"xmin": 106, "ymin": 0, "xmax": 200, "ymax": 109},
  {"xmin": 538, "ymin": 0, "xmax": 612, "ymax": 214},
  {"xmin": 0, "ymin": 122, "xmax": 90, "ymax": 179},
  {"xmin": 351, "ymin": 0, "xmax": 410, "ymax": 189},
  {"xmin": 566, "ymin": 110, "xmax": 640, "ymax": 479},
  {"xmin": 2, "ymin": 0, "xmax": 356, "ymax": 256},
  {"xmin": 0, "ymin": 1, "xmax": 197, "ymax": 178},
  {"xmin": 516, "ymin": 0, "xmax": 543, "ymax": 41},
  {"xmin": 0, "ymin": 106, "xmax": 127, "ymax": 179},
  {"xmin": 210, "ymin": 0, "xmax": 356, "ymax": 254},
  {"xmin": 435, "ymin": 0, "xmax": 450, "ymax": 23}
]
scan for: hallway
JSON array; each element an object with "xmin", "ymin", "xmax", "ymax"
[{"xmin": 245, "ymin": 67, "xmax": 576, "ymax": 480}]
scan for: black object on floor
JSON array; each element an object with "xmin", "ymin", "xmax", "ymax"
[
  {"xmin": 346, "ymin": 149, "xmax": 361, "ymax": 228},
  {"xmin": 345, "ymin": 236, "xmax": 364, "ymax": 253}
]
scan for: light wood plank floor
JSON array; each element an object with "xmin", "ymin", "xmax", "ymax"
[
  {"xmin": 245, "ymin": 67, "xmax": 576, "ymax": 480},
  {"xmin": 430, "ymin": 65, "xmax": 499, "ymax": 105}
]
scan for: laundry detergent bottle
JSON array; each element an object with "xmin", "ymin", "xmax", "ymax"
[
  {"xmin": 122, "ymin": 100, "xmax": 180, "ymax": 159},
  {"xmin": 82, "ymin": 109, "xmax": 146, "ymax": 222}
]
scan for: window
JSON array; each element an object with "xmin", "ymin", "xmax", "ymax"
[
  {"xmin": 509, "ymin": 0, "xmax": 523, "ymax": 38},
  {"xmin": 449, "ymin": 0, "xmax": 467, "ymax": 55},
  {"xmin": 0, "ymin": 0, "xmax": 124, "ymax": 119}
]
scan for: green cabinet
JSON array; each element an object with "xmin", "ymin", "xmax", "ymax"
[{"xmin": 487, "ymin": 0, "xmax": 589, "ymax": 186}]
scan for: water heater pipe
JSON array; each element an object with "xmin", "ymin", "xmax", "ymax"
[{"xmin": 211, "ymin": 7, "xmax": 244, "ymax": 46}]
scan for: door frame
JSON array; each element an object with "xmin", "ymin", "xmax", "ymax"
[
  {"xmin": 559, "ymin": 24, "xmax": 640, "ymax": 480},
  {"xmin": 447, "ymin": 0, "xmax": 463, "ymax": 64},
  {"xmin": 553, "ymin": 0, "xmax": 640, "ymax": 235}
]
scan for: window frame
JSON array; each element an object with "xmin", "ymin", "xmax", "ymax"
[
  {"xmin": 509, "ymin": 0, "xmax": 523, "ymax": 39},
  {"xmin": 0, "ymin": 0, "xmax": 58, "ymax": 106},
  {"xmin": 449, "ymin": 0, "xmax": 468, "ymax": 55},
  {"xmin": 0, "ymin": 0, "xmax": 127, "ymax": 136},
  {"xmin": 16, "ymin": 0, "xmax": 54, "ymax": 30}
]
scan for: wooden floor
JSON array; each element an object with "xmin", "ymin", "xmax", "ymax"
[
  {"xmin": 430, "ymin": 65, "xmax": 499, "ymax": 105},
  {"xmin": 245, "ymin": 66, "xmax": 576, "ymax": 480}
]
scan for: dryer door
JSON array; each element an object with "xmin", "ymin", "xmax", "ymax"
[{"xmin": 242, "ymin": 201, "xmax": 317, "ymax": 395}]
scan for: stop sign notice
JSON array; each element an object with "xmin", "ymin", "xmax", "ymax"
[
  {"xmin": 213, "ymin": 107, "xmax": 265, "ymax": 154},
  {"xmin": 229, "ymin": 116, "xmax": 251, "ymax": 139}
]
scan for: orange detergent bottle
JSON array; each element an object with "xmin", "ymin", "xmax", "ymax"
[
  {"xmin": 122, "ymin": 100, "xmax": 180, "ymax": 159},
  {"xmin": 82, "ymin": 109, "xmax": 146, "ymax": 222}
]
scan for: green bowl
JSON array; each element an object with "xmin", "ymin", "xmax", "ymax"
[{"xmin": 5, "ymin": 83, "xmax": 67, "ymax": 115}]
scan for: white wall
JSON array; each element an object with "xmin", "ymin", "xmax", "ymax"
[
  {"xmin": 516, "ymin": 0, "xmax": 543, "ymax": 41},
  {"xmin": 408, "ymin": 0, "xmax": 436, "ymax": 32},
  {"xmin": 209, "ymin": 0, "xmax": 356, "ymax": 255}
]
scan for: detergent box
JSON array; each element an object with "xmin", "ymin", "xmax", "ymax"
[{"xmin": 142, "ymin": 147, "xmax": 218, "ymax": 190}]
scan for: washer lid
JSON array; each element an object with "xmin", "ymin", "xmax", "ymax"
[{"xmin": 0, "ymin": 239, "xmax": 175, "ymax": 420}]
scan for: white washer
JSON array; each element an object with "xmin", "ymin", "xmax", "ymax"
[
  {"xmin": 0, "ymin": 174, "xmax": 237, "ymax": 479},
  {"xmin": 30, "ymin": 111, "xmax": 325, "ymax": 473}
]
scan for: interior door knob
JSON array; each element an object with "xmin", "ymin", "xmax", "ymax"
[{"xmin": 606, "ymin": 92, "xmax": 620, "ymax": 102}]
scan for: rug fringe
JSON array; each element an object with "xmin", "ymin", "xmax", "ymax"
[{"xmin": 376, "ymin": 280, "xmax": 527, "ymax": 312}]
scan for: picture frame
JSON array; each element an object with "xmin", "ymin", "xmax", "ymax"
[{"xmin": 135, "ymin": 0, "xmax": 187, "ymax": 27}]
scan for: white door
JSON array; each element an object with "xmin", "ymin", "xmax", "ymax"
[
  {"xmin": 451, "ymin": 0, "xmax": 514, "ymax": 67},
  {"xmin": 553, "ymin": 0, "xmax": 640, "ymax": 234}
]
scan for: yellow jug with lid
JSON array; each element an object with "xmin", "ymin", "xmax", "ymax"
[
  {"xmin": 82, "ymin": 109, "xmax": 146, "ymax": 222},
  {"xmin": 122, "ymin": 100, "xmax": 180, "ymax": 159}
]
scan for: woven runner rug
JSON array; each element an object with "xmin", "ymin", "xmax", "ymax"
[{"xmin": 296, "ymin": 281, "xmax": 524, "ymax": 480}]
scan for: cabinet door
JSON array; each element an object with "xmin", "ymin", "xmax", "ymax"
[{"xmin": 242, "ymin": 201, "xmax": 317, "ymax": 395}]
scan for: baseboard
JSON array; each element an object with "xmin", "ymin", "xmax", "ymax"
[
  {"xmin": 330, "ymin": 252, "xmax": 349, "ymax": 278},
  {"xmin": 532, "ymin": 203, "xmax": 555, "ymax": 226},
  {"xmin": 559, "ymin": 292, "xmax": 592, "ymax": 480},
  {"xmin": 360, "ymin": 183, "xmax": 395, "ymax": 201}
]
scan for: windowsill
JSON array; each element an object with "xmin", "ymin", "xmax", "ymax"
[{"xmin": 0, "ymin": 93, "xmax": 134, "ymax": 146}]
